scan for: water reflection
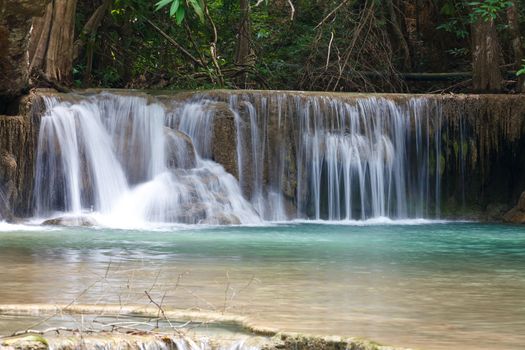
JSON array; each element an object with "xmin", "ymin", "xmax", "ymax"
[{"xmin": 0, "ymin": 223, "xmax": 524, "ymax": 350}]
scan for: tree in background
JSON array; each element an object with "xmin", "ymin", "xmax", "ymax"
[
  {"xmin": 8, "ymin": 0, "xmax": 524, "ymax": 93},
  {"xmin": 507, "ymin": 0, "xmax": 524, "ymax": 92},
  {"xmin": 29, "ymin": 0, "xmax": 78, "ymax": 85},
  {"xmin": 469, "ymin": 0, "xmax": 509, "ymax": 92}
]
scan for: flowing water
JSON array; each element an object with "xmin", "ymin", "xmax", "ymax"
[
  {"xmin": 33, "ymin": 92, "xmax": 442, "ymax": 224},
  {"xmin": 0, "ymin": 222, "xmax": 524, "ymax": 350}
]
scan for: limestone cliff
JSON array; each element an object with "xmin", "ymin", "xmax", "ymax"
[
  {"xmin": 0, "ymin": 90, "xmax": 45, "ymax": 219},
  {"xmin": 3, "ymin": 89, "xmax": 525, "ymax": 222}
]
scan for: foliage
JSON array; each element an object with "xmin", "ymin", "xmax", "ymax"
[
  {"xmin": 154, "ymin": 0, "xmax": 204, "ymax": 24},
  {"xmin": 517, "ymin": 60, "xmax": 525, "ymax": 76},
  {"xmin": 70, "ymin": 0, "xmax": 525, "ymax": 93},
  {"xmin": 468, "ymin": 0, "xmax": 513, "ymax": 21},
  {"xmin": 437, "ymin": 1, "xmax": 470, "ymax": 39}
]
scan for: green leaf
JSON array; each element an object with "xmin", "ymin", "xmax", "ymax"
[
  {"xmin": 517, "ymin": 60, "xmax": 525, "ymax": 76},
  {"xmin": 176, "ymin": 6, "xmax": 185, "ymax": 25},
  {"xmin": 188, "ymin": 0, "xmax": 204, "ymax": 23},
  {"xmin": 170, "ymin": 0, "xmax": 180, "ymax": 17},
  {"xmin": 155, "ymin": 0, "xmax": 172, "ymax": 11}
]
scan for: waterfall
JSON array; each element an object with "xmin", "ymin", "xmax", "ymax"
[
  {"xmin": 34, "ymin": 91, "xmax": 443, "ymax": 225},
  {"xmin": 34, "ymin": 93, "xmax": 260, "ymax": 226},
  {"xmin": 228, "ymin": 93, "xmax": 442, "ymax": 221},
  {"xmin": 0, "ymin": 186, "xmax": 9, "ymax": 220}
]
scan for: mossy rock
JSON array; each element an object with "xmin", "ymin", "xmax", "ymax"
[{"xmin": 1, "ymin": 335, "xmax": 48, "ymax": 350}]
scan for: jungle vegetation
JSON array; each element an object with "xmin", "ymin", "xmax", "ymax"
[{"xmin": 24, "ymin": 0, "xmax": 525, "ymax": 93}]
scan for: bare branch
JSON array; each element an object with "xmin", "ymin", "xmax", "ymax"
[{"xmin": 315, "ymin": 0, "xmax": 350, "ymax": 29}]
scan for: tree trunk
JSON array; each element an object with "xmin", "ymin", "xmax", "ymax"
[
  {"xmin": 73, "ymin": 0, "xmax": 111, "ymax": 61},
  {"xmin": 471, "ymin": 16, "xmax": 503, "ymax": 92},
  {"xmin": 235, "ymin": 0, "xmax": 253, "ymax": 87},
  {"xmin": 507, "ymin": 1, "xmax": 524, "ymax": 92},
  {"xmin": 386, "ymin": 0, "xmax": 411, "ymax": 69},
  {"xmin": 29, "ymin": 0, "xmax": 77, "ymax": 85},
  {"xmin": 0, "ymin": 0, "xmax": 48, "ymax": 100}
]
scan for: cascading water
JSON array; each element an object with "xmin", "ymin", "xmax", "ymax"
[
  {"xmin": 0, "ymin": 187, "xmax": 9, "ymax": 220},
  {"xmin": 33, "ymin": 91, "xmax": 443, "ymax": 225},
  {"xmin": 228, "ymin": 93, "xmax": 442, "ymax": 221},
  {"xmin": 34, "ymin": 93, "xmax": 260, "ymax": 226}
]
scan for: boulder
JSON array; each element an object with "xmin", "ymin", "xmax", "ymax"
[
  {"xmin": 201, "ymin": 213, "xmax": 241, "ymax": 225},
  {"xmin": 503, "ymin": 191, "xmax": 525, "ymax": 224},
  {"xmin": 212, "ymin": 102, "xmax": 238, "ymax": 179},
  {"xmin": 42, "ymin": 216, "xmax": 98, "ymax": 227},
  {"xmin": 164, "ymin": 128, "xmax": 197, "ymax": 169}
]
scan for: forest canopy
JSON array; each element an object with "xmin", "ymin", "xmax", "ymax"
[{"xmin": 17, "ymin": 0, "xmax": 525, "ymax": 93}]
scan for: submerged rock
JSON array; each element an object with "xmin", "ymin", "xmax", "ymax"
[
  {"xmin": 503, "ymin": 191, "xmax": 525, "ymax": 224},
  {"xmin": 42, "ymin": 216, "xmax": 97, "ymax": 227},
  {"xmin": 201, "ymin": 213, "xmax": 242, "ymax": 225}
]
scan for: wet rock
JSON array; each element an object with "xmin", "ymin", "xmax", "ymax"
[
  {"xmin": 1, "ymin": 335, "xmax": 48, "ymax": 350},
  {"xmin": 0, "ymin": 150, "xmax": 18, "ymax": 221},
  {"xmin": 503, "ymin": 191, "xmax": 525, "ymax": 224},
  {"xmin": 271, "ymin": 333, "xmax": 394, "ymax": 350},
  {"xmin": 0, "ymin": 332, "xmax": 405, "ymax": 350},
  {"xmin": 0, "ymin": 90, "xmax": 48, "ymax": 217},
  {"xmin": 42, "ymin": 216, "xmax": 98, "ymax": 227},
  {"xmin": 173, "ymin": 203, "xmax": 208, "ymax": 224},
  {"xmin": 201, "ymin": 213, "xmax": 241, "ymax": 225},
  {"xmin": 212, "ymin": 102, "xmax": 238, "ymax": 179},
  {"xmin": 164, "ymin": 128, "xmax": 197, "ymax": 169}
]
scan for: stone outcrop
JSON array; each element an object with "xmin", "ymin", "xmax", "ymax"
[
  {"xmin": 42, "ymin": 215, "xmax": 98, "ymax": 227},
  {"xmin": 503, "ymin": 191, "xmax": 525, "ymax": 224},
  {"xmin": 0, "ymin": 332, "xmax": 399, "ymax": 350},
  {"xmin": 165, "ymin": 128, "xmax": 197, "ymax": 169},
  {"xmin": 0, "ymin": 0, "xmax": 49, "ymax": 102},
  {"xmin": 0, "ymin": 90, "xmax": 46, "ymax": 219},
  {"xmin": 212, "ymin": 102, "xmax": 238, "ymax": 179}
]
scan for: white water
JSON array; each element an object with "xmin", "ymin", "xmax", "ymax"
[
  {"xmin": 34, "ymin": 94, "xmax": 260, "ymax": 226},
  {"xmin": 228, "ymin": 93, "xmax": 442, "ymax": 221},
  {"xmin": 33, "ymin": 92, "xmax": 443, "ymax": 226},
  {"xmin": 45, "ymin": 335, "xmax": 262, "ymax": 350}
]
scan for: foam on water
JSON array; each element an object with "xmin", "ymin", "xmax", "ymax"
[{"xmin": 0, "ymin": 221, "xmax": 54, "ymax": 232}]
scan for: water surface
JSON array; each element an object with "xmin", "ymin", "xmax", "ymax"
[{"xmin": 0, "ymin": 222, "xmax": 524, "ymax": 349}]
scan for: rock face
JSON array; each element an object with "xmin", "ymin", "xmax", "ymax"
[
  {"xmin": 0, "ymin": 0, "xmax": 49, "ymax": 102},
  {"xmin": 5, "ymin": 90, "xmax": 525, "ymax": 221},
  {"xmin": 503, "ymin": 191, "xmax": 525, "ymax": 224},
  {"xmin": 0, "ymin": 151, "xmax": 17, "ymax": 220},
  {"xmin": 165, "ymin": 128, "xmax": 197, "ymax": 169},
  {"xmin": 212, "ymin": 102, "xmax": 238, "ymax": 179},
  {"xmin": 0, "ymin": 90, "xmax": 45, "ymax": 218}
]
